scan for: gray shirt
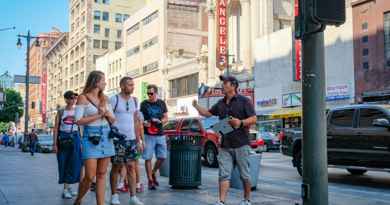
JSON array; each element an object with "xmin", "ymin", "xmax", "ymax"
[{"xmin": 109, "ymin": 95, "xmax": 137, "ymax": 140}]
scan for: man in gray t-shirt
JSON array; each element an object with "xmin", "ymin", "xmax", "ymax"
[{"xmin": 109, "ymin": 77, "xmax": 144, "ymax": 205}]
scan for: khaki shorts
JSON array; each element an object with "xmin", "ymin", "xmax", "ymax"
[{"xmin": 217, "ymin": 145, "xmax": 251, "ymax": 183}]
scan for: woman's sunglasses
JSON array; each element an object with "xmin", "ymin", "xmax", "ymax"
[{"xmin": 147, "ymin": 92, "xmax": 154, "ymax": 96}]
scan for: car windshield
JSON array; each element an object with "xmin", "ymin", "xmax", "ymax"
[
  {"xmin": 201, "ymin": 116, "xmax": 219, "ymax": 129},
  {"xmin": 38, "ymin": 135, "xmax": 53, "ymax": 142}
]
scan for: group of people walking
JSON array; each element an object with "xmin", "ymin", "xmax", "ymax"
[{"xmin": 53, "ymin": 70, "xmax": 256, "ymax": 205}]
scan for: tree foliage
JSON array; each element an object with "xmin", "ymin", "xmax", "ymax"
[{"xmin": 0, "ymin": 89, "xmax": 24, "ymax": 123}]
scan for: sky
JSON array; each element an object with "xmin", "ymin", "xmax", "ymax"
[{"xmin": 0, "ymin": 0, "xmax": 68, "ymax": 76}]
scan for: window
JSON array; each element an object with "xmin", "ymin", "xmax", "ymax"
[
  {"xmin": 143, "ymin": 36, "xmax": 158, "ymax": 49},
  {"xmin": 359, "ymin": 109, "xmax": 389, "ymax": 128},
  {"xmin": 94, "ymin": 24, "xmax": 100, "ymax": 33},
  {"xmin": 362, "ymin": 35, "xmax": 369, "ymax": 43},
  {"xmin": 362, "ymin": 48, "xmax": 369, "ymax": 56},
  {"xmin": 169, "ymin": 73, "xmax": 199, "ymax": 98},
  {"xmin": 384, "ymin": 12, "xmax": 390, "ymax": 66},
  {"xmin": 115, "ymin": 13, "xmax": 123, "ymax": 23},
  {"xmin": 103, "ymin": 0, "xmax": 110, "ymax": 4},
  {"xmin": 104, "ymin": 28, "xmax": 110, "ymax": 37},
  {"xmin": 163, "ymin": 120, "xmax": 178, "ymax": 130},
  {"xmin": 123, "ymin": 14, "xmax": 130, "ymax": 21},
  {"xmin": 93, "ymin": 39, "xmax": 100, "ymax": 48},
  {"xmin": 117, "ymin": 30, "xmax": 122, "ymax": 39},
  {"xmin": 93, "ymin": 55, "xmax": 99, "ymax": 64},
  {"xmin": 127, "ymin": 46, "xmax": 140, "ymax": 57},
  {"xmin": 362, "ymin": 22, "xmax": 368, "ymax": 31},
  {"xmin": 363, "ymin": 61, "xmax": 369, "ymax": 70},
  {"xmin": 115, "ymin": 41, "xmax": 122, "ymax": 50},
  {"xmin": 330, "ymin": 109, "xmax": 355, "ymax": 127},
  {"xmin": 142, "ymin": 61, "xmax": 159, "ymax": 73},
  {"xmin": 102, "ymin": 40, "xmax": 109, "ymax": 49},
  {"xmin": 143, "ymin": 11, "xmax": 159, "ymax": 25},
  {"xmin": 127, "ymin": 23, "xmax": 139, "ymax": 35},
  {"xmin": 94, "ymin": 10, "xmax": 101, "ymax": 20},
  {"xmin": 102, "ymin": 12, "xmax": 109, "ymax": 21}
]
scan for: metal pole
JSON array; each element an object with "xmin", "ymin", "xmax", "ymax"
[
  {"xmin": 24, "ymin": 30, "xmax": 31, "ymax": 136},
  {"xmin": 301, "ymin": 25, "xmax": 328, "ymax": 205}
]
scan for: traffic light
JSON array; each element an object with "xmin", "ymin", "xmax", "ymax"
[
  {"xmin": 295, "ymin": 0, "xmax": 346, "ymax": 39},
  {"xmin": 313, "ymin": 0, "xmax": 346, "ymax": 26}
]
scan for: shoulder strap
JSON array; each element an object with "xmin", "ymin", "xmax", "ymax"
[
  {"xmin": 114, "ymin": 94, "xmax": 119, "ymax": 113},
  {"xmin": 57, "ymin": 108, "xmax": 65, "ymax": 133},
  {"xmin": 85, "ymin": 95, "xmax": 112, "ymax": 126},
  {"xmin": 133, "ymin": 97, "xmax": 138, "ymax": 109}
]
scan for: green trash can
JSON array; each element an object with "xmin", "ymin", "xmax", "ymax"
[{"xmin": 169, "ymin": 135, "xmax": 202, "ymax": 189}]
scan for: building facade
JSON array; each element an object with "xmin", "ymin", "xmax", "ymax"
[
  {"xmin": 28, "ymin": 30, "xmax": 61, "ymax": 129},
  {"xmin": 46, "ymin": 33, "xmax": 69, "ymax": 128},
  {"xmin": 64, "ymin": 0, "xmax": 147, "ymax": 95},
  {"xmin": 352, "ymin": 0, "xmax": 390, "ymax": 102},
  {"xmin": 0, "ymin": 71, "xmax": 14, "ymax": 89},
  {"xmin": 254, "ymin": 2, "xmax": 355, "ymax": 130}
]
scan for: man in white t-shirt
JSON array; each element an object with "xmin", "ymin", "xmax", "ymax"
[{"xmin": 109, "ymin": 77, "xmax": 144, "ymax": 205}]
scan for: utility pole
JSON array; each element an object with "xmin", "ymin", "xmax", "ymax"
[{"xmin": 296, "ymin": 0, "xmax": 346, "ymax": 205}]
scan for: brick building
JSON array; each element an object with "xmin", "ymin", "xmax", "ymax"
[{"xmin": 352, "ymin": 0, "xmax": 390, "ymax": 102}]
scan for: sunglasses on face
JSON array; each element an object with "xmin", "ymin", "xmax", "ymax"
[{"xmin": 147, "ymin": 92, "xmax": 154, "ymax": 96}]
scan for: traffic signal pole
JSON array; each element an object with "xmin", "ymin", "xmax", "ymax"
[{"xmin": 301, "ymin": 29, "xmax": 328, "ymax": 205}]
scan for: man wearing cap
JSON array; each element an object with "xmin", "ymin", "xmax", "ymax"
[{"xmin": 193, "ymin": 75, "xmax": 257, "ymax": 205}]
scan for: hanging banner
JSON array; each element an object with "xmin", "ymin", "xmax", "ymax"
[
  {"xmin": 216, "ymin": 0, "xmax": 228, "ymax": 71},
  {"xmin": 40, "ymin": 70, "xmax": 47, "ymax": 123}
]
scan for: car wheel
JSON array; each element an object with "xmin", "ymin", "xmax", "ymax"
[
  {"xmin": 294, "ymin": 150, "xmax": 303, "ymax": 176},
  {"xmin": 347, "ymin": 169, "xmax": 367, "ymax": 176},
  {"xmin": 205, "ymin": 143, "xmax": 218, "ymax": 168}
]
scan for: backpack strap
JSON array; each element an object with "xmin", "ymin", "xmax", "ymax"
[
  {"xmin": 114, "ymin": 94, "xmax": 119, "ymax": 113},
  {"xmin": 57, "ymin": 108, "xmax": 65, "ymax": 133},
  {"xmin": 133, "ymin": 97, "xmax": 138, "ymax": 109}
]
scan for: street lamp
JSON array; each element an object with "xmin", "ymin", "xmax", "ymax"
[{"xmin": 16, "ymin": 30, "xmax": 45, "ymax": 136}]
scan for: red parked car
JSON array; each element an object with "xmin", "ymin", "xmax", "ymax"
[{"xmin": 164, "ymin": 117, "xmax": 266, "ymax": 168}]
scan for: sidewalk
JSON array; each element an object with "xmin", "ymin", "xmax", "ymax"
[{"xmin": 0, "ymin": 146, "xmax": 296, "ymax": 205}]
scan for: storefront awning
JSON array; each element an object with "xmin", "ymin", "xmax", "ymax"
[{"xmin": 269, "ymin": 107, "xmax": 302, "ymax": 119}]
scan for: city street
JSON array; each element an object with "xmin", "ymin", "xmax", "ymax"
[{"xmin": 0, "ymin": 147, "xmax": 389, "ymax": 205}]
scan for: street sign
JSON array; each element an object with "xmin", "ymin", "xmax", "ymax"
[{"xmin": 14, "ymin": 75, "xmax": 40, "ymax": 84}]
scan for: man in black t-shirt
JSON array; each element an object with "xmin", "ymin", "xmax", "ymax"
[
  {"xmin": 193, "ymin": 75, "xmax": 256, "ymax": 205},
  {"xmin": 140, "ymin": 84, "xmax": 168, "ymax": 190}
]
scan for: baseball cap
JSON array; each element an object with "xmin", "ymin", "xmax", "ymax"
[
  {"xmin": 63, "ymin": 90, "xmax": 78, "ymax": 99},
  {"xmin": 219, "ymin": 75, "xmax": 239, "ymax": 87}
]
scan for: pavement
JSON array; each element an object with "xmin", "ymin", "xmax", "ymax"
[{"xmin": 0, "ymin": 146, "xmax": 296, "ymax": 205}]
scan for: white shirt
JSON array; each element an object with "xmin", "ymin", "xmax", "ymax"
[
  {"xmin": 59, "ymin": 109, "xmax": 79, "ymax": 132},
  {"xmin": 109, "ymin": 94, "xmax": 137, "ymax": 140}
]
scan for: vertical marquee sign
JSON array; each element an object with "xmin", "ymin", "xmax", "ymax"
[
  {"xmin": 216, "ymin": 0, "xmax": 228, "ymax": 71},
  {"xmin": 293, "ymin": 0, "xmax": 302, "ymax": 81}
]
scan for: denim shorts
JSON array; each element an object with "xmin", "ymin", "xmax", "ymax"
[
  {"xmin": 111, "ymin": 140, "xmax": 139, "ymax": 165},
  {"xmin": 81, "ymin": 125, "xmax": 115, "ymax": 160},
  {"xmin": 142, "ymin": 134, "xmax": 167, "ymax": 160},
  {"xmin": 217, "ymin": 145, "xmax": 251, "ymax": 183}
]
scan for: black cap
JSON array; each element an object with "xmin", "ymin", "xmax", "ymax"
[
  {"xmin": 219, "ymin": 75, "xmax": 239, "ymax": 87},
  {"xmin": 63, "ymin": 90, "xmax": 78, "ymax": 99}
]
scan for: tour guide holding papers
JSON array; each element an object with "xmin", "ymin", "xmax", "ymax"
[{"xmin": 192, "ymin": 75, "xmax": 257, "ymax": 205}]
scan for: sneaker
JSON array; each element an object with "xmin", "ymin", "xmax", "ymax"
[
  {"xmin": 151, "ymin": 172, "xmax": 159, "ymax": 186},
  {"xmin": 118, "ymin": 185, "xmax": 128, "ymax": 193},
  {"xmin": 117, "ymin": 182, "xmax": 124, "ymax": 190},
  {"xmin": 110, "ymin": 194, "xmax": 121, "ymax": 205},
  {"xmin": 148, "ymin": 180, "xmax": 156, "ymax": 190},
  {"xmin": 214, "ymin": 202, "xmax": 225, "ymax": 205},
  {"xmin": 68, "ymin": 188, "xmax": 78, "ymax": 197},
  {"xmin": 136, "ymin": 183, "xmax": 144, "ymax": 193},
  {"xmin": 129, "ymin": 196, "xmax": 144, "ymax": 205},
  {"xmin": 62, "ymin": 189, "xmax": 73, "ymax": 199},
  {"xmin": 239, "ymin": 200, "xmax": 252, "ymax": 205}
]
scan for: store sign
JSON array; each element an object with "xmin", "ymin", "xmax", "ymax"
[
  {"xmin": 216, "ymin": 0, "xmax": 228, "ymax": 71},
  {"xmin": 294, "ymin": 40, "xmax": 302, "ymax": 81},
  {"xmin": 326, "ymin": 84, "xmax": 350, "ymax": 101},
  {"xmin": 282, "ymin": 93, "xmax": 302, "ymax": 107},
  {"xmin": 257, "ymin": 98, "xmax": 278, "ymax": 107}
]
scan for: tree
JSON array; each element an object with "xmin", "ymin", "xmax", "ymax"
[
  {"xmin": 0, "ymin": 89, "xmax": 23, "ymax": 123},
  {"xmin": 0, "ymin": 122, "xmax": 9, "ymax": 133}
]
